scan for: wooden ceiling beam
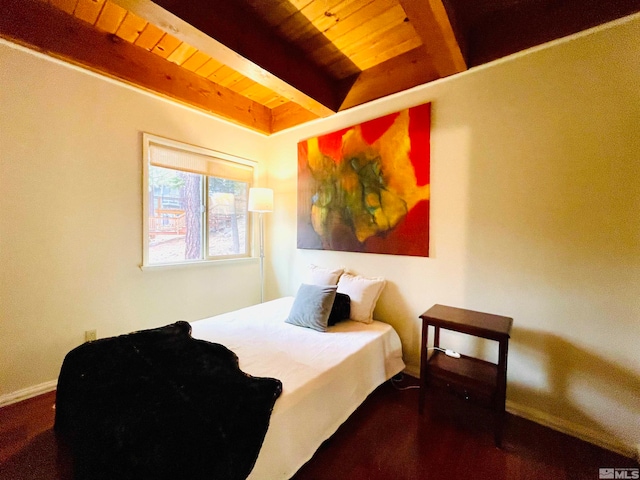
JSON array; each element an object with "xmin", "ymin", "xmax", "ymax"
[
  {"xmin": 340, "ymin": 47, "xmax": 440, "ymax": 110},
  {"xmin": 0, "ymin": 0, "xmax": 272, "ymax": 133},
  {"xmin": 398, "ymin": 0, "xmax": 467, "ymax": 77},
  {"xmin": 111, "ymin": 0, "xmax": 342, "ymax": 117},
  {"xmin": 271, "ymin": 102, "xmax": 320, "ymax": 134}
]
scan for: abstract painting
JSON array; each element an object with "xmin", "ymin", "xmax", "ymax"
[{"xmin": 297, "ymin": 102, "xmax": 431, "ymax": 257}]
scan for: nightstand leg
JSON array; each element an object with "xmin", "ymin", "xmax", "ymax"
[
  {"xmin": 419, "ymin": 323, "xmax": 430, "ymax": 414},
  {"xmin": 494, "ymin": 339, "xmax": 509, "ymax": 447}
]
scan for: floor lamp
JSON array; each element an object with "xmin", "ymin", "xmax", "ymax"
[{"xmin": 248, "ymin": 187, "xmax": 273, "ymax": 303}]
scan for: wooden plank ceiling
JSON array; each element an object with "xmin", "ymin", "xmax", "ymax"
[{"xmin": 1, "ymin": 0, "xmax": 638, "ymax": 134}]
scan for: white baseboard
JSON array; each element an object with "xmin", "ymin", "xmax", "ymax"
[
  {"xmin": 402, "ymin": 363, "xmax": 637, "ymax": 462},
  {"xmin": 0, "ymin": 380, "xmax": 57, "ymax": 408},
  {"xmin": 505, "ymin": 400, "xmax": 638, "ymax": 461}
]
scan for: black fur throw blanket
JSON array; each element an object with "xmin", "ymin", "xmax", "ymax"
[{"xmin": 55, "ymin": 321, "xmax": 282, "ymax": 480}]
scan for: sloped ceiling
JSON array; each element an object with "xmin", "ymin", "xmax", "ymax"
[{"xmin": 1, "ymin": 0, "xmax": 638, "ymax": 134}]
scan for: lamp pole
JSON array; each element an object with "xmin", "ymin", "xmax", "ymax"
[
  {"xmin": 248, "ymin": 188, "xmax": 273, "ymax": 303},
  {"xmin": 258, "ymin": 211, "xmax": 265, "ymax": 303}
]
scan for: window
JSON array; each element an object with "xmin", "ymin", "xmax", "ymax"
[{"xmin": 143, "ymin": 134, "xmax": 256, "ymax": 266}]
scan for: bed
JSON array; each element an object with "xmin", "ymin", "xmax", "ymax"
[
  {"xmin": 55, "ymin": 281, "xmax": 405, "ymax": 480},
  {"xmin": 189, "ymin": 296, "xmax": 405, "ymax": 480}
]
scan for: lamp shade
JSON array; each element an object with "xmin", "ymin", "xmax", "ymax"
[{"xmin": 248, "ymin": 188, "xmax": 273, "ymax": 213}]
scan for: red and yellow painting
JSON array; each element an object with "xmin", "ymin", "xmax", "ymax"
[{"xmin": 297, "ymin": 103, "xmax": 431, "ymax": 257}]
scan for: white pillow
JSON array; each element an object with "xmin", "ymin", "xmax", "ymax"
[
  {"xmin": 306, "ymin": 264, "xmax": 344, "ymax": 286},
  {"xmin": 336, "ymin": 273, "xmax": 386, "ymax": 324}
]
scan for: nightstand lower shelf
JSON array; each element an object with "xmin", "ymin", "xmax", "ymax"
[{"xmin": 427, "ymin": 351, "xmax": 497, "ymax": 406}]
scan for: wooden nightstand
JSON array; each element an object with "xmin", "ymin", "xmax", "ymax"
[{"xmin": 418, "ymin": 304, "xmax": 513, "ymax": 447}]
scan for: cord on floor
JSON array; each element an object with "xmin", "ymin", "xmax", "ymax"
[{"xmin": 391, "ymin": 372, "xmax": 420, "ymax": 391}]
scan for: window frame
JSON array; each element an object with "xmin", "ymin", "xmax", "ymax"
[{"xmin": 142, "ymin": 133, "xmax": 257, "ymax": 269}]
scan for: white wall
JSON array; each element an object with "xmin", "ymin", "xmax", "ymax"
[
  {"xmin": 266, "ymin": 15, "xmax": 640, "ymax": 456},
  {"xmin": 0, "ymin": 41, "xmax": 269, "ymax": 399}
]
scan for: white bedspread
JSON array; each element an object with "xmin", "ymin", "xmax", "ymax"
[{"xmin": 190, "ymin": 296, "xmax": 405, "ymax": 480}]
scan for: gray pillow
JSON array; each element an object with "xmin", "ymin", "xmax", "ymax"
[{"xmin": 285, "ymin": 284, "xmax": 337, "ymax": 332}]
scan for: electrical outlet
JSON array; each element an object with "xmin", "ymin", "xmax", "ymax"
[{"xmin": 85, "ymin": 329, "xmax": 97, "ymax": 342}]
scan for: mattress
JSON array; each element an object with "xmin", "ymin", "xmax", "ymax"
[{"xmin": 190, "ymin": 296, "xmax": 405, "ymax": 480}]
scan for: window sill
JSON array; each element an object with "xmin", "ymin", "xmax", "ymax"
[{"xmin": 139, "ymin": 256, "xmax": 258, "ymax": 272}]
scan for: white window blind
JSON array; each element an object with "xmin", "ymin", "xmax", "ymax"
[{"xmin": 149, "ymin": 143, "xmax": 254, "ymax": 183}]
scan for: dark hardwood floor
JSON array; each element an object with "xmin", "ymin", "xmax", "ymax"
[{"xmin": 1, "ymin": 377, "xmax": 636, "ymax": 480}]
